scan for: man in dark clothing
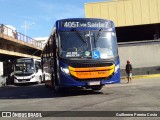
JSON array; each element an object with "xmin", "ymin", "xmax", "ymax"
[{"xmin": 125, "ymin": 60, "xmax": 132, "ymax": 83}]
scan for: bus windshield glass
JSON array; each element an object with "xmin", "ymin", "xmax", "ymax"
[
  {"xmin": 14, "ymin": 60, "xmax": 34, "ymax": 74},
  {"xmin": 59, "ymin": 30, "xmax": 118, "ymax": 59}
]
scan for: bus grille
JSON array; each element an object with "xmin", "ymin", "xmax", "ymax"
[
  {"xmin": 69, "ymin": 62, "xmax": 114, "ymax": 81},
  {"xmin": 18, "ymin": 79, "xmax": 30, "ymax": 82},
  {"xmin": 70, "ymin": 63, "xmax": 113, "ymax": 68}
]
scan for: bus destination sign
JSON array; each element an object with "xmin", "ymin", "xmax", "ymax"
[{"xmin": 61, "ymin": 20, "xmax": 112, "ymax": 28}]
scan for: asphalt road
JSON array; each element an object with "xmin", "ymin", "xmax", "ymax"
[{"xmin": 0, "ymin": 77, "xmax": 160, "ymax": 120}]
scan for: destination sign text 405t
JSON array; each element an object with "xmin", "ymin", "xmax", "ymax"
[{"xmin": 62, "ymin": 21, "xmax": 112, "ymax": 28}]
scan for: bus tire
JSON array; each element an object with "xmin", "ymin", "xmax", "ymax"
[
  {"xmin": 43, "ymin": 74, "xmax": 48, "ymax": 88},
  {"xmin": 45, "ymin": 83, "xmax": 49, "ymax": 88},
  {"xmin": 37, "ymin": 76, "xmax": 42, "ymax": 84},
  {"xmin": 53, "ymin": 78, "xmax": 63, "ymax": 93},
  {"xmin": 53, "ymin": 78, "xmax": 62, "ymax": 93},
  {"xmin": 39, "ymin": 76, "xmax": 42, "ymax": 83},
  {"xmin": 54, "ymin": 86, "xmax": 61, "ymax": 93}
]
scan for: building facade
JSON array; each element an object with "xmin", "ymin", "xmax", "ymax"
[{"xmin": 85, "ymin": 0, "xmax": 160, "ymax": 27}]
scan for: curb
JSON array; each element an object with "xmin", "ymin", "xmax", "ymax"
[{"xmin": 121, "ymin": 74, "xmax": 160, "ymax": 80}]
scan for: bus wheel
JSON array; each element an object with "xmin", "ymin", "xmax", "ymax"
[
  {"xmin": 40, "ymin": 76, "xmax": 43, "ymax": 83},
  {"xmin": 45, "ymin": 83, "xmax": 49, "ymax": 88},
  {"xmin": 53, "ymin": 82, "xmax": 63, "ymax": 93},
  {"xmin": 53, "ymin": 80, "xmax": 62, "ymax": 93},
  {"xmin": 54, "ymin": 86, "xmax": 61, "ymax": 92},
  {"xmin": 91, "ymin": 86, "xmax": 103, "ymax": 91},
  {"xmin": 37, "ymin": 76, "xmax": 42, "ymax": 84}
]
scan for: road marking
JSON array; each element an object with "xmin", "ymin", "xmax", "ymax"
[{"xmin": 121, "ymin": 74, "xmax": 160, "ymax": 80}]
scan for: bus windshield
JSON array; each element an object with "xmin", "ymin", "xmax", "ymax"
[
  {"xmin": 59, "ymin": 30, "xmax": 118, "ymax": 59},
  {"xmin": 14, "ymin": 62, "xmax": 34, "ymax": 74}
]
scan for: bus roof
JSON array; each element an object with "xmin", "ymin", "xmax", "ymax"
[{"xmin": 55, "ymin": 18, "xmax": 115, "ymax": 31}]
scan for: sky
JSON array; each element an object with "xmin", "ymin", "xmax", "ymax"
[{"xmin": 0, "ymin": 0, "xmax": 109, "ymax": 38}]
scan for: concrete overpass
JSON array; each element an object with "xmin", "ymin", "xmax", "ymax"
[{"xmin": 0, "ymin": 24, "xmax": 44, "ymax": 61}]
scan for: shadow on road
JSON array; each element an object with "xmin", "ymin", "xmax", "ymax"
[{"xmin": 0, "ymin": 84, "xmax": 103, "ymax": 99}]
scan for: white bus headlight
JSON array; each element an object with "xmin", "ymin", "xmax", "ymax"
[
  {"xmin": 61, "ymin": 67, "xmax": 70, "ymax": 74},
  {"xmin": 114, "ymin": 64, "xmax": 120, "ymax": 73},
  {"xmin": 31, "ymin": 75, "xmax": 35, "ymax": 79}
]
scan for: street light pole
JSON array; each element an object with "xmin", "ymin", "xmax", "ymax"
[
  {"xmin": 22, "ymin": 21, "xmax": 34, "ymax": 42},
  {"xmin": 24, "ymin": 20, "xmax": 27, "ymax": 37},
  {"xmin": 23, "ymin": 21, "xmax": 34, "ymax": 37}
]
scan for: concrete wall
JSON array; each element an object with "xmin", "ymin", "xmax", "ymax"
[
  {"xmin": 0, "ymin": 62, "xmax": 3, "ymax": 75},
  {"xmin": 85, "ymin": 0, "xmax": 160, "ymax": 27},
  {"xmin": 118, "ymin": 42, "xmax": 160, "ymax": 76}
]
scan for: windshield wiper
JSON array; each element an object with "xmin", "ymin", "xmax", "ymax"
[
  {"xmin": 93, "ymin": 28, "xmax": 103, "ymax": 48},
  {"xmin": 93, "ymin": 34, "xmax": 97, "ymax": 48},
  {"xmin": 95, "ymin": 28, "xmax": 103, "ymax": 42},
  {"xmin": 72, "ymin": 28, "xmax": 88, "ymax": 50}
]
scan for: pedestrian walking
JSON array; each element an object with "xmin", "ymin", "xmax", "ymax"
[{"xmin": 125, "ymin": 60, "xmax": 132, "ymax": 83}]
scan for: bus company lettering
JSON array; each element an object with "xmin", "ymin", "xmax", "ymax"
[
  {"xmin": 98, "ymin": 71, "xmax": 106, "ymax": 74},
  {"xmin": 76, "ymin": 71, "xmax": 106, "ymax": 76},
  {"xmin": 63, "ymin": 22, "xmax": 110, "ymax": 28},
  {"xmin": 77, "ymin": 72, "xmax": 92, "ymax": 76}
]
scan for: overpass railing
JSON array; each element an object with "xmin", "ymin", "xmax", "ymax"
[{"xmin": 0, "ymin": 24, "xmax": 44, "ymax": 49}]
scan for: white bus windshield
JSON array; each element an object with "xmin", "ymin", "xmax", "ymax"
[
  {"xmin": 14, "ymin": 61, "xmax": 34, "ymax": 75},
  {"xmin": 59, "ymin": 30, "xmax": 118, "ymax": 59}
]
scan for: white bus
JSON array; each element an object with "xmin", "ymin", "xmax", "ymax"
[{"xmin": 13, "ymin": 58, "xmax": 43, "ymax": 84}]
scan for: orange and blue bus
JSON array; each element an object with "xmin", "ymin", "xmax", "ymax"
[{"xmin": 41, "ymin": 18, "xmax": 120, "ymax": 91}]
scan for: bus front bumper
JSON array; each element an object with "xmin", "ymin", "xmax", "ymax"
[{"xmin": 58, "ymin": 70, "xmax": 120, "ymax": 87}]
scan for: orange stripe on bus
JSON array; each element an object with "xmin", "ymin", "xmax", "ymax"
[
  {"xmin": 69, "ymin": 64, "xmax": 115, "ymax": 72},
  {"xmin": 69, "ymin": 65, "xmax": 115, "ymax": 79}
]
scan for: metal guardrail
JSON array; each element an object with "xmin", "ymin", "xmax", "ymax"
[{"xmin": 0, "ymin": 24, "xmax": 44, "ymax": 49}]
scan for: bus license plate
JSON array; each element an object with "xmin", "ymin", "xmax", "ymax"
[{"xmin": 88, "ymin": 81, "xmax": 100, "ymax": 86}]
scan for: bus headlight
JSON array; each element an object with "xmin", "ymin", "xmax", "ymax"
[
  {"xmin": 31, "ymin": 75, "xmax": 35, "ymax": 79},
  {"xmin": 61, "ymin": 67, "xmax": 70, "ymax": 74},
  {"xmin": 114, "ymin": 64, "xmax": 120, "ymax": 73}
]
